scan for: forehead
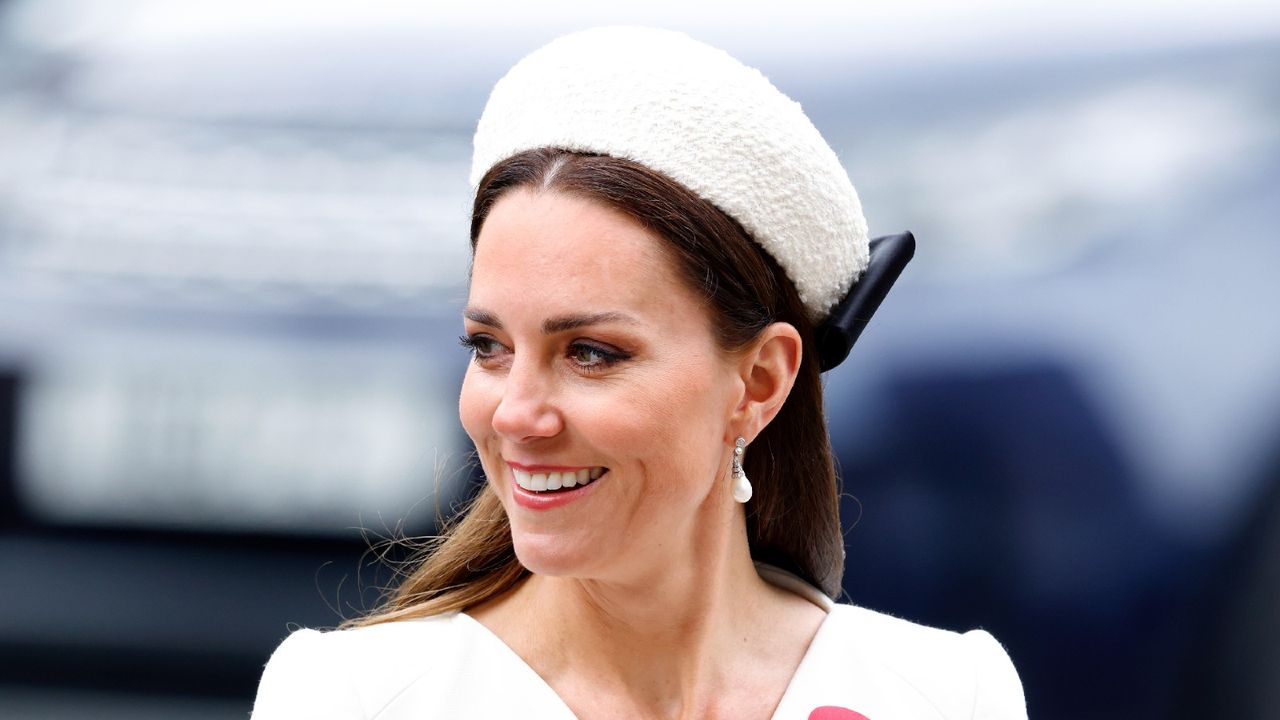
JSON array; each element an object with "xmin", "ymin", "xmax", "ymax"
[{"xmin": 469, "ymin": 189, "xmax": 706, "ymax": 325}]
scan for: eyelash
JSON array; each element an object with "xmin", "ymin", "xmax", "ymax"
[
  {"xmin": 567, "ymin": 341, "xmax": 630, "ymax": 371},
  {"xmin": 458, "ymin": 334, "xmax": 500, "ymax": 359},
  {"xmin": 458, "ymin": 334, "xmax": 631, "ymax": 373}
]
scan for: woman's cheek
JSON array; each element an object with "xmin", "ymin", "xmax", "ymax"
[{"xmin": 458, "ymin": 368, "xmax": 497, "ymax": 446}]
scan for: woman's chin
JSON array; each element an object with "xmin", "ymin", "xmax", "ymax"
[{"xmin": 511, "ymin": 532, "xmax": 599, "ymax": 578}]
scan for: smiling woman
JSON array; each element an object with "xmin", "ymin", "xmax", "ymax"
[
  {"xmin": 462, "ymin": 175, "xmax": 811, "ymax": 584},
  {"xmin": 250, "ymin": 27, "xmax": 1026, "ymax": 720}
]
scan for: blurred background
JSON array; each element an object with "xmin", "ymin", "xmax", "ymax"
[{"xmin": 1, "ymin": 0, "xmax": 1278, "ymax": 717}]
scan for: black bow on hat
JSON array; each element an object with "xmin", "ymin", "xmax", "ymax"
[{"xmin": 816, "ymin": 231, "xmax": 916, "ymax": 372}]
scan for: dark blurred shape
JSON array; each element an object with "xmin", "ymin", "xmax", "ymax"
[
  {"xmin": 0, "ymin": 480, "xmax": 482, "ymax": 705},
  {"xmin": 835, "ymin": 357, "xmax": 1193, "ymax": 718},
  {"xmin": 0, "ymin": 371, "xmax": 19, "ymax": 528},
  {"xmin": 1177, "ymin": 436, "xmax": 1280, "ymax": 720}
]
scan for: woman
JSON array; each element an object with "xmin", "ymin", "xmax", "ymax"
[{"xmin": 253, "ymin": 27, "xmax": 1026, "ymax": 719}]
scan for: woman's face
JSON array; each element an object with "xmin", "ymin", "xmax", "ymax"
[{"xmin": 460, "ymin": 188, "xmax": 743, "ymax": 583}]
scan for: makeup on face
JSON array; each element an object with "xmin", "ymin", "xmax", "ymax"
[{"xmin": 458, "ymin": 189, "xmax": 735, "ymax": 577}]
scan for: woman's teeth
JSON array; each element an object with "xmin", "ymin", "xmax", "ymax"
[{"xmin": 513, "ymin": 467, "xmax": 606, "ymax": 492}]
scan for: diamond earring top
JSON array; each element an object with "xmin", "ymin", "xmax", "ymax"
[{"xmin": 731, "ymin": 436, "xmax": 752, "ymax": 503}]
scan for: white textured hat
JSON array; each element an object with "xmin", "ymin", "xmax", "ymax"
[{"xmin": 471, "ymin": 26, "xmax": 870, "ymax": 322}]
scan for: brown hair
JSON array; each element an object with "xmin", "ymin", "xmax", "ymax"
[{"xmin": 351, "ymin": 149, "xmax": 843, "ymax": 626}]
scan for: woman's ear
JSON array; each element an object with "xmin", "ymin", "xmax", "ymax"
[{"xmin": 733, "ymin": 322, "xmax": 803, "ymax": 441}]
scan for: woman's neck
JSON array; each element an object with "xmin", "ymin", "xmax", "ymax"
[{"xmin": 468, "ymin": 522, "xmax": 825, "ymax": 719}]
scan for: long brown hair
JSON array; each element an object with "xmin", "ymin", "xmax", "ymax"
[{"xmin": 351, "ymin": 149, "xmax": 843, "ymax": 626}]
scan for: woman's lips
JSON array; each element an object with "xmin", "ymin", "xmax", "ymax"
[
  {"xmin": 510, "ymin": 466, "xmax": 606, "ymax": 492},
  {"xmin": 507, "ymin": 463, "xmax": 609, "ymax": 510}
]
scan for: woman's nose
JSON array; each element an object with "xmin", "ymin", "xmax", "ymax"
[{"xmin": 490, "ymin": 359, "xmax": 564, "ymax": 442}]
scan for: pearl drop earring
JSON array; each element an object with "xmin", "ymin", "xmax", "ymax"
[{"xmin": 732, "ymin": 436, "xmax": 753, "ymax": 503}]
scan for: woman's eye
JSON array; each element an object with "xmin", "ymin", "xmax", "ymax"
[
  {"xmin": 570, "ymin": 344, "xmax": 605, "ymax": 365},
  {"xmin": 459, "ymin": 334, "xmax": 503, "ymax": 361},
  {"xmin": 568, "ymin": 342, "xmax": 628, "ymax": 370}
]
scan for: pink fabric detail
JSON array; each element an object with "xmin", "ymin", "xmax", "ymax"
[{"xmin": 808, "ymin": 707, "xmax": 870, "ymax": 720}]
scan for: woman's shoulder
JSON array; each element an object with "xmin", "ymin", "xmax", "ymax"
[
  {"xmin": 250, "ymin": 612, "xmax": 480, "ymax": 720},
  {"xmin": 803, "ymin": 604, "xmax": 1027, "ymax": 719}
]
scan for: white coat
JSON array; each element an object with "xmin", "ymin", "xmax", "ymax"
[{"xmin": 252, "ymin": 566, "xmax": 1026, "ymax": 720}]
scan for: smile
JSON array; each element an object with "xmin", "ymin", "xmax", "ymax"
[{"xmin": 511, "ymin": 466, "xmax": 607, "ymax": 493}]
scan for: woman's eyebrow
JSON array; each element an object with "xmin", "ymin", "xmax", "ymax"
[
  {"xmin": 463, "ymin": 309, "xmax": 638, "ymax": 334},
  {"xmin": 462, "ymin": 307, "xmax": 502, "ymax": 329},
  {"xmin": 542, "ymin": 312, "xmax": 638, "ymax": 334}
]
